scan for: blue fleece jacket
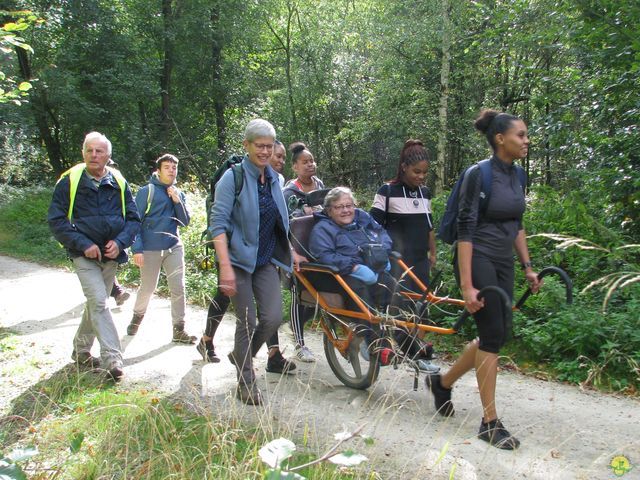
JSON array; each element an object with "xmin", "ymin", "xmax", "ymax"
[
  {"xmin": 309, "ymin": 208, "xmax": 392, "ymax": 275},
  {"xmin": 208, "ymin": 156, "xmax": 292, "ymax": 273},
  {"xmin": 132, "ymin": 173, "xmax": 190, "ymax": 253},
  {"xmin": 48, "ymin": 168, "xmax": 140, "ymax": 263}
]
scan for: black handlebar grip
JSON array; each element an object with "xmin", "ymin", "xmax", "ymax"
[
  {"xmin": 515, "ymin": 266, "xmax": 573, "ymax": 310},
  {"xmin": 453, "ymin": 285, "xmax": 511, "ymax": 332}
]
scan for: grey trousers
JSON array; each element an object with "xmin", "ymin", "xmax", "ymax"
[
  {"xmin": 133, "ymin": 246, "xmax": 186, "ymax": 328},
  {"xmin": 230, "ymin": 264, "xmax": 283, "ymax": 386},
  {"xmin": 72, "ymin": 257, "xmax": 123, "ymax": 369}
]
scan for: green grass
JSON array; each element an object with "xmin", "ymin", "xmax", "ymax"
[
  {"xmin": 0, "ymin": 327, "xmax": 369, "ymax": 479},
  {"xmin": 1, "ymin": 377, "xmax": 367, "ymax": 479}
]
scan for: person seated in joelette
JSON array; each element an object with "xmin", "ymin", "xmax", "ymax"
[{"xmin": 308, "ymin": 186, "xmax": 395, "ymax": 363}]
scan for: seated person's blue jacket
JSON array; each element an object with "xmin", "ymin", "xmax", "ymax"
[
  {"xmin": 208, "ymin": 156, "xmax": 292, "ymax": 274},
  {"xmin": 309, "ymin": 208, "xmax": 392, "ymax": 276},
  {"xmin": 132, "ymin": 173, "xmax": 190, "ymax": 253},
  {"xmin": 48, "ymin": 169, "xmax": 140, "ymax": 264}
]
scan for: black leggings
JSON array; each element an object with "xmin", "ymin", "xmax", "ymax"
[
  {"xmin": 205, "ymin": 290, "xmax": 230, "ymax": 338},
  {"xmin": 454, "ymin": 252, "xmax": 514, "ymax": 354},
  {"xmin": 205, "ymin": 289, "xmax": 281, "ymax": 348}
]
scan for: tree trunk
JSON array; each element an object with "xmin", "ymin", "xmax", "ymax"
[
  {"xmin": 435, "ymin": 0, "xmax": 451, "ymax": 194},
  {"xmin": 285, "ymin": 0, "xmax": 298, "ymax": 136},
  {"xmin": 210, "ymin": 5, "xmax": 226, "ymax": 158},
  {"xmin": 16, "ymin": 46, "xmax": 65, "ymax": 176},
  {"xmin": 160, "ymin": 0, "xmax": 175, "ymax": 147},
  {"xmin": 138, "ymin": 101, "xmax": 156, "ymax": 170}
]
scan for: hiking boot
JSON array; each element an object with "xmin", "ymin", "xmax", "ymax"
[
  {"xmin": 478, "ymin": 418, "xmax": 520, "ymax": 450},
  {"xmin": 114, "ymin": 291, "xmax": 130, "ymax": 306},
  {"xmin": 425, "ymin": 373, "xmax": 455, "ymax": 417},
  {"xmin": 416, "ymin": 358, "xmax": 440, "ymax": 373},
  {"xmin": 71, "ymin": 350, "xmax": 101, "ymax": 369},
  {"xmin": 236, "ymin": 384, "xmax": 263, "ymax": 406},
  {"xmin": 196, "ymin": 338, "xmax": 220, "ymax": 363},
  {"xmin": 106, "ymin": 365, "xmax": 124, "ymax": 382},
  {"xmin": 172, "ymin": 327, "xmax": 196, "ymax": 344},
  {"xmin": 266, "ymin": 350, "xmax": 297, "ymax": 374},
  {"xmin": 127, "ymin": 313, "xmax": 144, "ymax": 336},
  {"xmin": 295, "ymin": 345, "xmax": 316, "ymax": 363}
]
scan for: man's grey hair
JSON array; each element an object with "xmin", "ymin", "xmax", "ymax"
[
  {"xmin": 244, "ymin": 119, "xmax": 276, "ymax": 142},
  {"xmin": 83, "ymin": 131, "xmax": 112, "ymax": 156},
  {"xmin": 323, "ymin": 186, "xmax": 356, "ymax": 209}
]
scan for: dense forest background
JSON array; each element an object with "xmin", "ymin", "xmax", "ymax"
[
  {"xmin": 1, "ymin": 0, "xmax": 638, "ymax": 213},
  {"xmin": 1, "ymin": 1, "xmax": 638, "ymax": 390}
]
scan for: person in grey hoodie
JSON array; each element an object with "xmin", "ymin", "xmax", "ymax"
[{"xmin": 126, "ymin": 154, "xmax": 194, "ymax": 343}]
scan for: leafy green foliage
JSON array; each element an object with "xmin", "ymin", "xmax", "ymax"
[
  {"xmin": 0, "ymin": 186, "xmax": 67, "ymax": 267},
  {"xmin": 0, "ymin": 11, "xmax": 37, "ymax": 106}
]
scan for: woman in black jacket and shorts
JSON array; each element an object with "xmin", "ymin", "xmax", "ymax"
[{"xmin": 425, "ymin": 109, "xmax": 541, "ymax": 450}]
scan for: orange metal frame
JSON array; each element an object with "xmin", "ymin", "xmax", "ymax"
[{"xmin": 293, "ymin": 257, "xmax": 468, "ymax": 351}]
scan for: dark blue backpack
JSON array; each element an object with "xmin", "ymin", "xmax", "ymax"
[
  {"xmin": 437, "ymin": 159, "xmax": 527, "ymax": 245},
  {"xmin": 202, "ymin": 154, "xmax": 244, "ymax": 244}
]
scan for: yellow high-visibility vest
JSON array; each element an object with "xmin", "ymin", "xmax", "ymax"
[{"xmin": 58, "ymin": 163, "xmax": 127, "ymax": 220}]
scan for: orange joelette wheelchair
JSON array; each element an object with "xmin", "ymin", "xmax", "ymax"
[{"xmin": 289, "ymin": 214, "xmax": 572, "ymax": 390}]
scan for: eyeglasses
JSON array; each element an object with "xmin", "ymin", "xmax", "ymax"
[
  {"xmin": 252, "ymin": 142, "xmax": 274, "ymax": 151},
  {"xmin": 331, "ymin": 203, "xmax": 355, "ymax": 211}
]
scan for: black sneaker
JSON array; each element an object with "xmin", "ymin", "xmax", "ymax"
[
  {"xmin": 172, "ymin": 327, "xmax": 196, "ymax": 344},
  {"xmin": 196, "ymin": 338, "xmax": 220, "ymax": 363},
  {"xmin": 425, "ymin": 373, "xmax": 455, "ymax": 417},
  {"xmin": 266, "ymin": 350, "xmax": 297, "ymax": 374},
  {"xmin": 71, "ymin": 350, "xmax": 101, "ymax": 369},
  {"xmin": 478, "ymin": 418, "xmax": 520, "ymax": 450},
  {"xmin": 127, "ymin": 314, "xmax": 144, "ymax": 336}
]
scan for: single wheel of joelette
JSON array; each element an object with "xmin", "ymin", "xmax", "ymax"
[{"xmin": 322, "ymin": 311, "xmax": 380, "ymax": 390}]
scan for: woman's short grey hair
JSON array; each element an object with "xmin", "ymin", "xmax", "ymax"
[
  {"xmin": 244, "ymin": 119, "xmax": 276, "ymax": 142},
  {"xmin": 323, "ymin": 186, "xmax": 356, "ymax": 209},
  {"xmin": 83, "ymin": 131, "xmax": 112, "ymax": 156}
]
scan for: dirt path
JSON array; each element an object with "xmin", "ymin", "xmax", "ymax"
[{"xmin": 1, "ymin": 255, "xmax": 638, "ymax": 479}]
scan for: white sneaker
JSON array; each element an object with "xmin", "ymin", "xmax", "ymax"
[
  {"xmin": 416, "ymin": 358, "xmax": 440, "ymax": 373},
  {"xmin": 295, "ymin": 345, "xmax": 316, "ymax": 363}
]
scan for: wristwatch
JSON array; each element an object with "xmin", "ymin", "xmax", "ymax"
[{"xmin": 521, "ymin": 261, "xmax": 533, "ymax": 270}]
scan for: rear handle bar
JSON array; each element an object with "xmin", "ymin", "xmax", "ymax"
[
  {"xmin": 514, "ymin": 266, "xmax": 573, "ymax": 309},
  {"xmin": 452, "ymin": 285, "xmax": 511, "ymax": 332},
  {"xmin": 453, "ymin": 266, "xmax": 573, "ymax": 332}
]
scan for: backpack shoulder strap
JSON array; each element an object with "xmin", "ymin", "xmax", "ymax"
[
  {"xmin": 144, "ymin": 183, "xmax": 155, "ymax": 217},
  {"xmin": 231, "ymin": 163, "xmax": 244, "ymax": 203},
  {"xmin": 477, "ymin": 158, "xmax": 493, "ymax": 211},
  {"xmin": 515, "ymin": 165, "xmax": 527, "ymax": 192}
]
